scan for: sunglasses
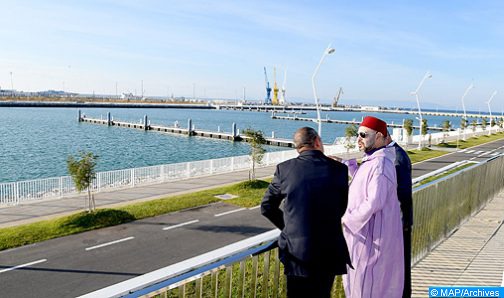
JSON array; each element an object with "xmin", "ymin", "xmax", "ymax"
[{"xmin": 358, "ymin": 131, "xmax": 375, "ymax": 139}]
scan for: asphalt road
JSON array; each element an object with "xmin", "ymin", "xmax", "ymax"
[{"xmin": 1, "ymin": 139, "xmax": 504, "ymax": 297}]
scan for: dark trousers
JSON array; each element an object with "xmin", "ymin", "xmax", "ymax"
[
  {"xmin": 286, "ymin": 274, "xmax": 336, "ymax": 298},
  {"xmin": 403, "ymin": 227, "xmax": 412, "ymax": 298}
]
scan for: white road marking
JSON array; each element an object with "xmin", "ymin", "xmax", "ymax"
[
  {"xmin": 0, "ymin": 259, "xmax": 47, "ymax": 274},
  {"xmin": 214, "ymin": 208, "xmax": 246, "ymax": 217},
  {"xmin": 85, "ymin": 237, "xmax": 135, "ymax": 251},
  {"xmin": 466, "ymin": 150, "xmax": 475, "ymax": 154},
  {"xmin": 459, "ymin": 149, "xmax": 467, "ymax": 152},
  {"xmin": 474, "ymin": 150, "xmax": 484, "ymax": 155},
  {"xmin": 491, "ymin": 152, "xmax": 500, "ymax": 156},
  {"xmin": 162, "ymin": 220, "xmax": 199, "ymax": 231},
  {"xmin": 248, "ymin": 205, "xmax": 261, "ymax": 210}
]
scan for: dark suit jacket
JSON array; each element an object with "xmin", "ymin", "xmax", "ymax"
[
  {"xmin": 393, "ymin": 142, "xmax": 413, "ymax": 227},
  {"xmin": 261, "ymin": 150, "xmax": 351, "ymax": 275}
]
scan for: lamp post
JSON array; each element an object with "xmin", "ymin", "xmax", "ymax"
[
  {"xmin": 486, "ymin": 90, "xmax": 497, "ymax": 134},
  {"xmin": 410, "ymin": 71, "xmax": 432, "ymax": 149},
  {"xmin": 312, "ymin": 44, "xmax": 335, "ymax": 138},
  {"xmin": 9, "ymin": 71, "xmax": 14, "ymax": 96},
  {"xmin": 460, "ymin": 82, "xmax": 474, "ymax": 140}
]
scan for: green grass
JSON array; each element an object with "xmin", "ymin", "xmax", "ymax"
[
  {"xmin": 436, "ymin": 131, "xmax": 504, "ymax": 149},
  {"xmin": 406, "ymin": 148, "xmax": 449, "ymax": 164}
]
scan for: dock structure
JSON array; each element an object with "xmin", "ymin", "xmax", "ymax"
[
  {"xmin": 271, "ymin": 115, "xmax": 451, "ymax": 131},
  {"xmin": 78, "ymin": 112, "xmax": 294, "ymax": 148},
  {"xmin": 215, "ymin": 104, "xmax": 489, "ymax": 119}
]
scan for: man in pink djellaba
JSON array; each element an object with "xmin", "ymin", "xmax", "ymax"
[{"xmin": 342, "ymin": 116, "xmax": 404, "ymax": 298}]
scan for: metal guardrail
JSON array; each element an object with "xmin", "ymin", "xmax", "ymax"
[
  {"xmin": 81, "ymin": 154, "xmax": 504, "ymax": 298},
  {"xmin": 0, "ymin": 145, "xmax": 352, "ymax": 206}
]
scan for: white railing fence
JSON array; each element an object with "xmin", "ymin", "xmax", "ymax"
[
  {"xmin": 0, "ymin": 145, "xmax": 354, "ymax": 206},
  {"xmin": 403, "ymin": 126, "xmax": 504, "ymax": 146}
]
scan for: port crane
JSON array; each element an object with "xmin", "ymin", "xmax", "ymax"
[
  {"xmin": 279, "ymin": 68, "xmax": 287, "ymax": 105},
  {"xmin": 264, "ymin": 67, "xmax": 272, "ymax": 104},
  {"xmin": 272, "ymin": 67, "xmax": 279, "ymax": 105},
  {"xmin": 333, "ymin": 87, "xmax": 343, "ymax": 107}
]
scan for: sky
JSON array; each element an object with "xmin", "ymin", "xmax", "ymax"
[{"xmin": 0, "ymin": 0, "xmax": 503, "ymax": 110}]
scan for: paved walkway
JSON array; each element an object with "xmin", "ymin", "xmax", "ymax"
[{"xmin": 412, "ymin": 191, "xmax": 504, "ymax": 297}]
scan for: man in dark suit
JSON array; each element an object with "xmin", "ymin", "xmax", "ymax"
[
  {"xmin": 261, "ymin": 127, "xmax": 351, "ymax": 298},
  {"xmin": 386, "ymin": 134, "xmax": 413, "ymax": 298}
]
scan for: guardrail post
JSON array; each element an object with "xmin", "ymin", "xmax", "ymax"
[
  {"xmin": 131, "ymin": 169, "xmax": 135, "ymax": 187},
  {"xmin": 59, "ymin": 177, "xmax": 63, "ymax": 198},
  {"xmin": 160, "ymin": 165, "xmax": 165, "ymax": 182},
  {"xmin": 97, "ymin": 173, "xmax": 101, "ymax": 193},
  {"xmin": 231, "ymin": 157, "xmax": 234, "ymax": 172},
  {"xmin": 210, "ymin": 160, "xmax": 214, "ymax": 174},
  {"xmin": 15, "ymin": 182, "xmax": 20, "ymax": 205},
  {"xmin": 187, "ymin": 162, "xmax": 191, "ymax": 178}
]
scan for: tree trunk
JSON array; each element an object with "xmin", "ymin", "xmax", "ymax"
[{"xmin": 87, "ymin": 188, "xmax": 92, "ymax": 212}]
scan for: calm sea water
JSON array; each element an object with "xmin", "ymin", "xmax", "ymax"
[{"xmin": 0, "ymin": 107, "xmax": 468, "ymax": 183}]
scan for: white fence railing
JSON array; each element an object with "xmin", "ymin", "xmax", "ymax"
[
  {"xmin": 0, "ymin": 145, "xmax": 352, "ymax": 206},
  {"xmin": 403, "ymin": 126, "xmax": 504, "ymax": 146}
]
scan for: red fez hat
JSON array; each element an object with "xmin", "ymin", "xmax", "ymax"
[{"xmin": 360, "ymin": 116, "xmax": 388, "ymax": 136}]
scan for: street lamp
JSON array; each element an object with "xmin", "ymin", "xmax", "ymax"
[
  {"xmin": 9, "ymin": 71, "xmax": 14, "ymax": 97},
  {"xmin": 312, "ymin": 44, "xmax": 335, "ymax": 138},
  {"xmin": 410, "ymin": 71, "xmax": 432, "ymax": 149},
  {"xmin": 486, "ymin": 90, "xmax": 497, "ymax": 134},
  {"xmin": 460, "ymin": 82, "xmax": 474, "ymax": 140}
]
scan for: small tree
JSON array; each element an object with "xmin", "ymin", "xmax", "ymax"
[
  {"xmin": 421, "ymin": 119, "xmax": 428, "ymax": 137},
  {"xmin": 481, "ymin": 117, "xmax": 488, "ymax": 131},
  {"xmin": 67, "ymin": 151, "xmax": 98, "ymax": 212},
  {"xmin": 471, "ymin": 119, "xmax": 477, "ymax": 132},
  {"xmin": 460, "ymin": 118, "xmax": 468, "ymax": 131},
  {"xmin": 243, "ymin": 128, "xmax": 266, "ymax": 180},
  {"xmin": 490, "ymin": 118, "xmax": 496, "ymax": 128},
  {"xmin": 344, "ymin": 124, "xmax": 358, "ymax": 153},
  {"xmin": 442, "ymin": 120, "xmax": 451, "ymax": 142},
  {"xmin": 403, "ymin": 119, "xmax": 414, "ymax": 148}
]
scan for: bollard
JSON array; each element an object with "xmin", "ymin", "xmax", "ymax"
[
  {"xmin": 107, "ymin": 112, "xmax": 111, "ymax": 126},
  {"xmin": 232, "ymin": 122, "xmax": 237, "ymax": 138},
  {"xmin": 78, "ymin": 110, "xmax": 82, "ymax": 122},
  {"xmin": 272, "ymin": 131, "xmax": 275, "ymax": 138},
  {"xmin": 144, "ymin": 115, "xmax": 148, "ymax": 130},
  {"xmin": 217, "ymin": 125, "xmax": 221, "ymax": 132},
  {"xmin": 188, "ymin": 119, "xmax": 193, "ymax": 135}
]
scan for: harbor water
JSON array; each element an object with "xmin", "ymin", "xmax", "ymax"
[{"xmin": 0, "ymin": 107, "xmax": 477, "ymax": 183}]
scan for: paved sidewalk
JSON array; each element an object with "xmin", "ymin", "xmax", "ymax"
[{"xmin": 412, "ymin": 191, "xmax": 504, "ymax": 297}]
